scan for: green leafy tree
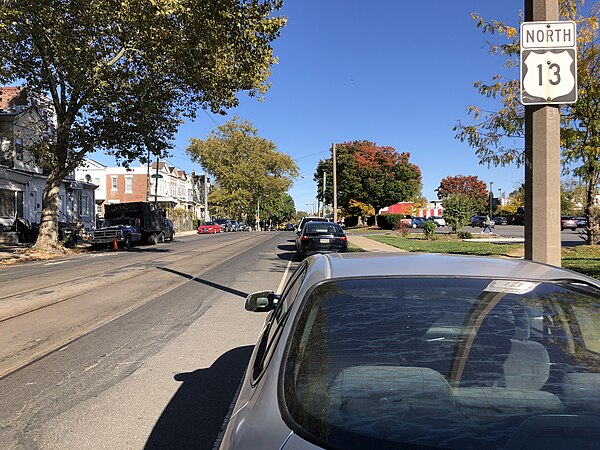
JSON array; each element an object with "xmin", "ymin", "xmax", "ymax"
[
  {"xmin": 0, "ymin": 0, "xmax": 285, "ymax": 250},
  {"xmin": 262, "ymin": 192, "xmax": 295, "ymax": 223},
  {"xmin": 443, "ymin": 193, "xmax": 479, "ymax": 233},
  {"xmin": 454, "ymin": 0, "xmax": 600, "ymax": 244},
  {"xmin": 315, "ymin": 140, "xmax": 422, "ymax": 215},
  {"xmin": 561, "ymin": 179, "xmax": 586, "ymax": 215},
  {"xmin": 187, "ymin": 117, "xmax": 298, "ymax": 219}
]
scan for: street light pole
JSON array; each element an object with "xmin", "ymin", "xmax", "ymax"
[
  {"xmin": 489, "ymin": 181, "xmax": 494, "ymax": 218},
  {"xmin": 322, "ymin": 171, "xmax": 327, "ymax": 217},
  {"xmin": 332, "ymin": 143, "xmax": 338, "ymax": 223}
]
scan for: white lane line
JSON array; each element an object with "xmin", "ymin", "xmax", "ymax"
[{"xmin": 276, "ymin": 258, "xmax": 294, "ymax": 294}]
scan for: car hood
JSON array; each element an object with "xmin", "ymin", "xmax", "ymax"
[{"xmin": 281, "ymin": 434, "xmax": 322, "ymax": 449}]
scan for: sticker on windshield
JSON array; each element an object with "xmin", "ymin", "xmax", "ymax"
[{"xmin": 484, "ymin": 280, "xmax": 539, "ymax": 294}]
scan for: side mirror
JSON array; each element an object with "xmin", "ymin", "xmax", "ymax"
[{"xmin": 245, "ymin": 290, "xmax": 277, "ymax": 312}]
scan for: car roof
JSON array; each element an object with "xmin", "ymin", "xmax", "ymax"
[{"xmin": 301, "ymin": 252, "xmax": 598, "ymax": 286}]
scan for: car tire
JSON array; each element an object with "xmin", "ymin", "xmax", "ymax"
[
  {"xmin": 159, "ymin": 232, "xmax": 165, "ymax": 243},
  {"xmin": 123, "ymin": 236, "xmax": 132, "ymax": 249},
  {"xmin": 169, "ymin": 232, "xmax": 174, "ymax": 241}
]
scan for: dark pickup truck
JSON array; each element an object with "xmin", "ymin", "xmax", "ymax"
[{"xmin": 88, "ymin": 202, "xmax": 164, "ymax": 248}]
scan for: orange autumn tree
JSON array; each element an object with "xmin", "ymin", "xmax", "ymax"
[{"xmin": 437, "ymin": 174, "xmax": 489, "ymax": 213}]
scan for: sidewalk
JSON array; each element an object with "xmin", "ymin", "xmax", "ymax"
[{"xmin": 347, "ymin": 235, "xmax": 405, "ymax": 252}]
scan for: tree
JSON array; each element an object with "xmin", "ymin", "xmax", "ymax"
[
  {"xmin": 443, "ymin": 193, "xmax": 479, "ymax": 233},
  {"xmin": 186, "ymin": 117, "xmax": 298, "ymax": 219},
  {"xmin": 262, "ymin": 192, "xmax": 295, "ymax": 223},
  {"xmin": 497, "ymin": 182, "xmax": 525, "ymax": 216},
  {"xmin": 454, "ymin": 0, "xmax": 600, "ymax": 244},
  {"xmin": 0, "ymin": 0, "xmax": 286, "ymax": 250},
  {"xmin": 315, "ymin": 141, "xmax": 422, "ymax": 215},
  {"xmin": 437, "ymin": 175, "xmax": 489, "ymax": 213}
]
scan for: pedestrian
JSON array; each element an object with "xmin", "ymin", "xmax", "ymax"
[{"xmin": 482, "ymin": 215, "xmax": 493, "ymax": 234}]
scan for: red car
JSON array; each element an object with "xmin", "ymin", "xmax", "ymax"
[{"xmin": 197, "ymin": 221, "xmax": 221, "ymax": 234}]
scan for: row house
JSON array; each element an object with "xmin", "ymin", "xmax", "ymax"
[
  {"xmin": 0, "ymin": 87, "xmax": 97, "ymax": 237},
  {"xmin": 75, "ymin": 159, "xmax": 209, "ymax": 221}
]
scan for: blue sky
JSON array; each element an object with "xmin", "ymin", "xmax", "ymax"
[{"xmin": 94, "ymin": 1, "xmax": 559, "ymax": 212}]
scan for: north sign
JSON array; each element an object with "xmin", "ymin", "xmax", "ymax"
[{"xmin": 520, "ymin": 21, "xmax": 577, "ymax": 105}]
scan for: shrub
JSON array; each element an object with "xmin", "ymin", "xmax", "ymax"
[
  {"xmin": 457, "ymin": 231, "xmax": 473, "ymax": 239},
  {"xmin": 366, "ymin": 215, "xmax": 376, "ymax": 226},
  {"xmin": 377, "ymin": 214, "xmax": 402, "ymax": 229},
  {"xmin": 344, "ymin": 216, "xmax": 359, "ymax": 227},
  {"xmin": 423, "ymin": 221, "xmax": 437, "ymax": 240}
]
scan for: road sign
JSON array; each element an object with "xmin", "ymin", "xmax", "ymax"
[
  {"xmin": 520, "ymin": 21, "xmax": 577, "ymax": 105},
  {"xmin": 150, "ymin": 174, "xmax": 163, "ymax": 179}
]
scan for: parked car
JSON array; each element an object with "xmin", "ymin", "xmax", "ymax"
[
  {"xmin": 197, "ymin": 221, "xmax": 220, "ymax": 234},
  {"xmin": 237, "ymin": 222, "xmax": 251, "ymax": 232},
  {"xmin": 411, "ymin": 217, "xmax": 427, "ymax": 228},
  {"xmin": 471, "ymin": 215, "xmax": 494, "ymax": 228},
  {"xmin": 219, "ymin": 252, "xmax": 600, "ymax": 450},
  {"xmin": 230, "ymin": 220, "xmax": 239, "ymax": 232},
  {"xmin": 428, "ymin": 216, "xmax": 446, "ymax": 227},
  {"xmin": 284, "ymin": 222, "xmax": 296, "ymax": 231},
  {"xmin": 214, "ymin": 218, "xmax": 233, "ymax": 232},
  {"xmin": 561, "ymin": 216, "xmax": 577, "ymax": 231},
  {"xmin": 296, "ymin": 216, "xmax": 329, "ymax": 233},
  {"xmin": 574, "ymin": 217, "xmax": 588, "ymax": 228},
  {"xmin": 161, "ymin": 218, "xmax": 175, "ymax": 241},
  {"xmin": 295, "ymin": 221, "xmax": 347, "ymax": 257},
  {"xmin": 493, "ymin": 216, "xmax": 508, "ymax": 225}
]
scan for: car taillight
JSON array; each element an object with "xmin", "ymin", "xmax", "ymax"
[
  {"xmin": 339, "ymin": 236, "xmax": 347, "ymax": 241},
  {"xmin": 301, "ymin": 235, "xmax": 310, "ymax": 241}
]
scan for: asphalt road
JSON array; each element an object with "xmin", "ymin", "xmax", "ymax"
[{"xmin": 0, "ymin": 231, "xmax": 299, "ymax": 450}]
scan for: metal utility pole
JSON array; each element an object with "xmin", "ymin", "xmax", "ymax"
[
  {"xmin": 154, "ymin": 156, "xmax": 159, "ymax": 207},
  {"xmin": 524, "ymin": 0, "xmax": 562, "ymax": 266},
  {"xmin": 146, "ymin": 147, "xmax": 151, "ymax": 201},
  {"xmin": 322, "ymin": 171, "xmax": 327, "ymax": 217},
  {"xmin": 489, "ymin": 181, "xmax": 494, "ymax": 219},
  {"xmin": 332, "ymin": 143, "xmax": 338, "ymax": 223},
  {"xmin": 203, "ymin": 173, "xmax": 209, "ymax": 222}
]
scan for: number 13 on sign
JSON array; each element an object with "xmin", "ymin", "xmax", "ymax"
[{"xmin": 521, "ymin": 49, "xmax": 577, "ymax": 104}]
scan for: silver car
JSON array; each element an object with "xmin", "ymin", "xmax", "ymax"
[{"xmin": 219, "ymin": 253, "xmax": 600, "ymax": 449}]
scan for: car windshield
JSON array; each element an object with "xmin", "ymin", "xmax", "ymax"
[
  {"xmin": 103, "ymin": 218, "xmax": 134, "ymax": 226},
  {"xmin": 284, "ymin": 277, "xmax": 600, "ymax": 449},
  {"xmin": 203, "ymin": 222, "xmax": 215, "ymax": 226},
  {"xmin": 304, "ymin": 223, "xmax": 344, "ymax": 235}
]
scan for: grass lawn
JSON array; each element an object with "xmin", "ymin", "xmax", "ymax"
[
  {"xmin": 365, "ymin": 233, "xmax": 600, "ymax": 280},
  {"xmin": 348, "ymin": 241, "xmax": 366, "ymax": 252},
  {"xmin": 369, "ymin": 234, "xmax": 523, "ymax": 258},
  {"xmin": 562, "ymin": 245, "xmax": 600, "ymax": 280}
]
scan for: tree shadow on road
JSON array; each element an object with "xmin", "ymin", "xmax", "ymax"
[{"xmin": 145, "ymin": 345, "xmax": 253, "ymax": 450}]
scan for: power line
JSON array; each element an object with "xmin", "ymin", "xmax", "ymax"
[
  {"xmin": 202, "ymin": 109, "xmax": 221, "ymax": 127},
  {"xmin": 294, "ymin": 150, "xmax": 329, "ymax": 161}
]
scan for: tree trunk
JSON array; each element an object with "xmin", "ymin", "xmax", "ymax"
[
  {"xmin": 584, "ymin": 165, "xmax": 599, "ymax": 246},
  {"xmin": 34, "ymin": 173, "xmax": 63, "ymax": 251}
]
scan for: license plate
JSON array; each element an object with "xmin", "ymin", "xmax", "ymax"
[{"xmin": 320, "ymin": 238, "xmax": 330, "ymax": 244}]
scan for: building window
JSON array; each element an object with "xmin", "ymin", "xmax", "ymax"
[
  {"xmin": 81, "ymin": 195, "xmax": 91, "ymax": 216},
  {"xmin": 0, "ymin": 189, "xmax": 17, "ymax": 218},
  {"xmin": 111, "ymin": 176, "xmax": 118, "ymax": 191},
  {"xmin": 15, "ymin": 137, "xmax": 23, "ymax": 161},
  {"xmin": 125, "ymin": 176, "xmax": 133, "ymax": 193}
]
